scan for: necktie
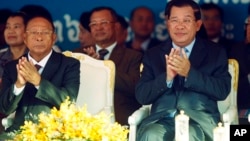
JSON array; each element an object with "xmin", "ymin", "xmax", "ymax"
[
  {"xmin": 178, "ymin": 48, "xmax": 189, "ymax": 87},
  {"xmin": 35, "ymin": 64, "xmax": 41, "ymax": 71},
  {"xmin": 184, "ymin": 48, "xmax": 189, "ymax": 57},
  {"xmin": 98, "ymin": 49, "xmax": 109, "ymax": 60},
  {"xmin": 181, "ymin": 48, "xmax": 189, "ymax": 58}
]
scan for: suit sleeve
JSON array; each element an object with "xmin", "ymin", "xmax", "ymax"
[
  {"xmin": 35, "ymin": 59, "xmax": 80, "ymax": 108},
  {"xmin": 185, "ymin": 49, "xmax": 231, "ymax": 101},
  {"xmin": 135, "ymin": 52, "xmax": 173, "ymax": 105},
  {"xmin": 0, "ymin": 61, "xmax": 24, "ymax": 115},
  {"xmin": 115, "ymin": 51, "xmax": 142, "ymax": 97}
]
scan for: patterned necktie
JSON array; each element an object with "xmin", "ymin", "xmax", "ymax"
[{"xmin": 98, "ymin": 49, "xmax": 109, "ymax": 60}]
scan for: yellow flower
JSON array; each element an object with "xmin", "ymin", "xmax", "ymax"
[{"xmin": 9, "ymin": 97, "xmax": 129, "ymax": 141}]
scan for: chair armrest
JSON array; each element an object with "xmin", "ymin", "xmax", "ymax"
[
  {"xmin": 128, "ymin": 106, "xmax": 150, "ymax": 125},
  {"xmin": 128, "ymin": 106, "xmax": 150, "ymax": 141},
  {"xmin": 2, "ymin": 112, "xmax": 15, "ymax": 130},
  {"xmin": 221, "ymin": 106, "xmax": 239, "ymax": 125},
  {"xmin": 101, "ymin": 106, "xmax": 115, "ymax": 123}
]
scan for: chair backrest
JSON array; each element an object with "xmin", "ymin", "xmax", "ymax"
[
  {"xmin": 217, "ymin": 59, "xmax": 239, "ymax": 124},
  {"xmin": 63, "ymin": 51, "xmax": 115, "ymax": 119}
]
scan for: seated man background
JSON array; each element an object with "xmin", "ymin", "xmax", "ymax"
[
  {"xmin": 84, "ymin": 6, "xmax": 142, "ymax": 126},
  {"xmin": 200, "ymin": 3, "xmax": 236, "ymax": 56},
  {"xmin": 126, "ymin": 6, "xmax": 162, "ymax": 53}
]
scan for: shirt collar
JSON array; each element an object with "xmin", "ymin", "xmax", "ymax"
[
  {"xmin": 141, "ymin": 38, "xmax": 151, "ymax": 51},
  {"xmin": 28, "ymin": 50, "xmax": 53, "ymax": 68},
  {"xmin": 211, "ymin": 37, "xmax": 220, "ymax": 43},
  {"xmin": 96, "ymin": 42, "xmax": 117, "ymax": 59},
  {"xmin": 172, "ymin": 38, "xmax": 195, "ymax": 58}
]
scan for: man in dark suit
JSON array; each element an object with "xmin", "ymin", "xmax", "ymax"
[
  {"xmin": 83, "ymin": 6, "xmax": 142, "ymax": 126},
  {"xmin": 126, "ymin": 6, "xmax": 162, "ymax": 53},
  {"xmin": 136, "ymin": 0, "xmax": 231, "ymax": 141},
  {"xmin": 0, "ymin": 9, "xmax": 80, "ymax": 133}
]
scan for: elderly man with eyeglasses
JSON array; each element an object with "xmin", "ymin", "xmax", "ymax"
[{"xmin": 0, "ymin": 7, "xmax": 80, "ymax": 135}]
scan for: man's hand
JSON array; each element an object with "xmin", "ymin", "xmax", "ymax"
[
  {"xmin": 168, "ymin": 48, "xmax": 190, "ymax": 77},
  {"xmin": 16, "ymin": 57, "xmax": 41, "ymax": 86},
  {"xmin": 165, "ymin": 48, "xmax": 179, "ymax": 81},
  {"xmin": 16, "ymin": 57, "xmax": 27, "ymax": 88},
  {"xmin": 83, "ymin": 46, "xmax": 100, "ymax": 59}
]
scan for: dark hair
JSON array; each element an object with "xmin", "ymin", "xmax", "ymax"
[
  {"xmin": 196, "ymin": 24, "xmax": 208, "ymax": 39},
  {"xmin": 117, "ymin": 14, "xmax": 128, "ymax": 29},
  {"xmin": 0, "ymin": 9, "xmax": 12, "ymax": 24},
  {"xmin": 20, "ymin": 5, "xmax": 55, "ymax": 30},
  {"xmin": 89, "ymin": 6, "xmax": 118, "ymax": 22},
  {"xmin": 129, "ymin": 6, "xmax": 155, "ymax": 20},
  {"xmin": 165, "ymin": 0, "xmax": 201, "ymax": 21},
  {"xmin": 200, "ymin": 3, "xmax": 224, "ymax": 21},
  {"xmin": 8, "ymin": 11, "xmax": 28, "ymax": 26},
  {"xmin": 79, "ymin": 11, "xmax": 91, "ymax": 32}
]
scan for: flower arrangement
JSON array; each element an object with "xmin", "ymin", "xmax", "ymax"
[{"xmin": 8, "ymin": 98, "xmax": 128, "ymax": 141}]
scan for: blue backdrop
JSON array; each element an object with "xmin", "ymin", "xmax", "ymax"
[{"xmin": 0, "ymin": 0, "xmax": 249, "ymax": 51}]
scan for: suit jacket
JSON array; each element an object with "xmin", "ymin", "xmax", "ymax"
[
  {"xmin": 229, "ymin": 42, "xmax": 250, "ymax": 109},
  {"xmin": 109, "ymin": 45, "xmax": 142, "ymax": 125},
  {"xmin": 135, "ymin": 37, "xmax": 231, "ymax": 141},
  {"xmin": 218, "ymin": 36, "xmax": 236, "ymax": 57},
  {"xmin": 0, "ymin": 51, "xmax": 80, "ymax": 132}
]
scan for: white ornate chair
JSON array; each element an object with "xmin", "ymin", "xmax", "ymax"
[
  {"xmin": 2, "ymin": 51, "xmax": 116, "ymax": 129},
  {"xmin": 63, "ymin": 51, "xmax": 116, "ymax": 122},
  {"xmin": 128, "ymin": 59, "xmax": 239, "ymax": 141},
  {"xmin": 217, "ymin": 59, "xmax": 239, "ymax": 124}
]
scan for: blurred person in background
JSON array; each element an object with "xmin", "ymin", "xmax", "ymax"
[
  {"xmin": 200, "ymin": 3, "xmax": 236, "ymax": 56},
  {"xmin": 0, "ymin": 12, "xmax": 29, "ymax": 83},
  {"xmin": 126, "ymin": 6, "xmax": 162, "ymax": 53},
  {"xmin": 0, "ymin": 9, "xmax": 12, "ymax": 50},
  {"xmin": 73, "ymin": 11, "xmax": 95, "ymax": 53}
]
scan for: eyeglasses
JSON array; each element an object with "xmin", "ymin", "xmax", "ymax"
[
  {"xmin": 26, "ymin": 30, "xmax": 54, "ymax": 37},
  {"xmin": 89, "ymin": 20, "xmax": 115, "ymax": 28},
  {"xmin": 168, "ymin": 18, "xmax": 195, "ymax": 26}
]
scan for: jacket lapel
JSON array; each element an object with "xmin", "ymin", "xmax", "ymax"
[
  {"xmin": 189, "ymin": 38, "xmax": 208, "ymax": 69},
  {"xmin": 109, "ymin": 45, "xmax": 124, "ymax": 65},
  {"xmin": 160, "ymin": 39, "xmax": 173, "ymax": 67},
  {"xmin": 41, "ymin": 51, "xmax": 61, "ymax": 80}
]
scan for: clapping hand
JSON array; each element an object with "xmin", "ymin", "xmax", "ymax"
[
  {"xmin": 165, "ymin": 48, "xmax": 190, "ymax": 81},
  {"xmin": 83, "ymin": 46, "xmax": 100, "ymax": 59},
  {"xmin": 16, "ymin": 57, "xmax": 41, "ymax": 87}
]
